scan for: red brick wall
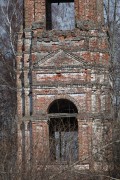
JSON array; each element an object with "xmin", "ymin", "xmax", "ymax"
[
  {"xmin": 24, "ymin": 0, "xmax": 103, "ymax": 29},
  {"xmin": 16, "ymin": 0, "xmax": 113, "ymax": 172}
]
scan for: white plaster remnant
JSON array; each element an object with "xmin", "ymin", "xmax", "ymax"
[
  {"xmin": 99, "ymin": 74, "xmax": 104, "ymax": 83},
  {"xmin": 71, "ymin": 93, "xmax": 85, "ymax": 97},
  {"xmin": 91, "ymin": 70, "xmax": 96, "ymax": 82},
  {"xmin": 74, "ymin": 164, "xmax": 89, "ymax": 170},
  {"xmin": 36, "ymin": 95, "xmax": 54, "ymax": 99},
  {"xmin": 91, "ymin": 94, "xmax": 96, "ymax": 112},
  {"xmin": 100, "ymin": 95, "xmax": 106, "ymax": 111},
  {"xmin": 36, "ymin": 73, "xmax": 85, "ymax": 81},
  {"xmin": 25, "ymin": 39, "xmax": 31, "ymax": 44}
]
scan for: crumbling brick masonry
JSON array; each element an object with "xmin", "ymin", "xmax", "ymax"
[{"xmin": 16, "ymin": 0, "xmax": 113, "ymax": 172}]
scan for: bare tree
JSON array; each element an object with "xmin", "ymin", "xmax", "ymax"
[
  {"xmin": 104, "ymin": 0, "xmax": 120, "ymax": 119},
  {"xmin": 104, "ymin": 0, "xmax": 120, "ymax": 178},
  {"xmin": 0, "ymin": 0, "xmax": 22, "ymax": 178}
]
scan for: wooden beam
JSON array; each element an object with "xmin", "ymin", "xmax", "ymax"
[{"xmin": 48, "ymin": 113, "xmax": 77, "ymax": 118}]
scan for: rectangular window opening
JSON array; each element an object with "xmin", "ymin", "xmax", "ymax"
[
  {"xmin": 50, "ymin": 130, "xmax": 78, "ymax": 162},
  {"xmin": 55, "ymin": 131, "xmax": 78, "ymax": 162},
  {"xmin": 46, "ymin": 0, "xmax": 75, "ymax": 30}
]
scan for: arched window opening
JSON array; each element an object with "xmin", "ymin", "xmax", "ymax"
[
  {"xmin": 48, "ymin": 99, "xmax": 78, "ymax": 162},
  {"xmin": 48, "ymin": 99, "xmax": 78, "ymax": 114},
  {"xmin": 46, "ymin": 0, "xmax": 75, "ymax": 30}
]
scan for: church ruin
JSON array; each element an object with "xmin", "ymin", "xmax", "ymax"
[{"xmin": 16, "ymin": 0, "xmax": 113, "ymax": 172}]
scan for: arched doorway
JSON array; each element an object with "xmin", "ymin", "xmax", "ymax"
[{"xmin": 48, "ymin": 99, "xmax": 78, "ymax": 162}]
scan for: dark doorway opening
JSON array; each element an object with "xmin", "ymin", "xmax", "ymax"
[
  {"xmin": 48, "ymin": 99, "xmax": 78, "ymax": 162},
  {"xmin": 46, "ymin": 0, "xmax": 75, "ymax": 30}
]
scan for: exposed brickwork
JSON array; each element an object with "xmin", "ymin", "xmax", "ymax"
[{"xmin": 17, "ymin": 0, "xmax": 113, "ymax": 172}]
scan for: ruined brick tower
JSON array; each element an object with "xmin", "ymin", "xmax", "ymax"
[{"xmin": 17, "ymin": 0, "xmax": 112, "ymax": 172}]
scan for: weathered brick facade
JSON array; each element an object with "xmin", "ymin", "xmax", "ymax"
[{"xmin": 17, "ymin": 0, "xmax": 113, "ymax": 173}]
